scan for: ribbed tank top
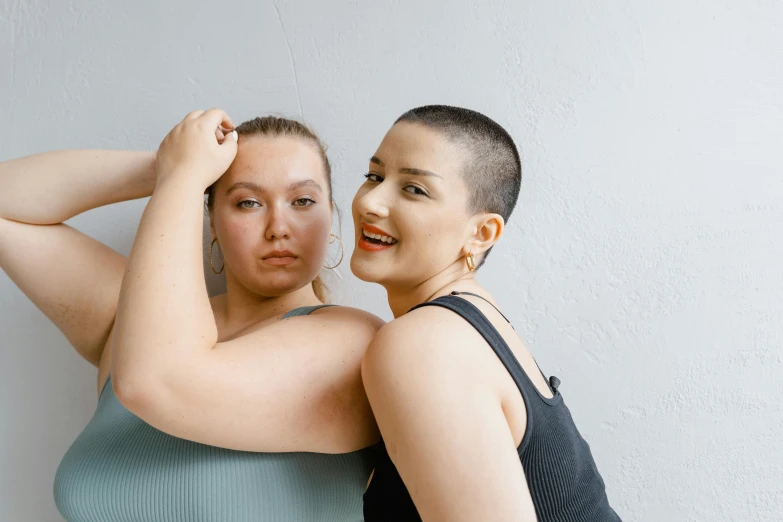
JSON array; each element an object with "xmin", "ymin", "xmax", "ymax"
[
  {"xmin": 54, "ymin": 305, "xmax": 373, "ymax": 522},
  {"xmin": 363, "ymin": 295, "xmax": 621, "ymax": 522}
]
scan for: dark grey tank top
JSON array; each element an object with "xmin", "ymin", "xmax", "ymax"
[
  {"xmin": 363, "ymin": 295, "xmax": 621, "ymax": 521},
  {"xmin": 54, "ymin": 305, "xmax": 373, "ymax": 522}
]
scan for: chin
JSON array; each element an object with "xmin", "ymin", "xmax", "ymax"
[
  {"xmin": 249, "ymin": 271, "xmax": 312, "ymax": 296},
  {"xmin": 349, "ymin": 253, "xmax": 388, "ymax": 284}
]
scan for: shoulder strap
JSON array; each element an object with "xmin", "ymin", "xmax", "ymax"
[
  {"xmin": 282, "ymin": 304, "xmax": 336, "ymax": 319},
  {"xmin": 449, "ymin": 291, "xmax": 514, "ymax": 328},
  {"xmin": 410, "ymin": 297, "xmax": 538, "ymax": 394}
]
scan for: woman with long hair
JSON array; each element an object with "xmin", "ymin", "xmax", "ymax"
[{"xmin": 0, "ymin": 109, "xmax": 381, "ymax": 521}]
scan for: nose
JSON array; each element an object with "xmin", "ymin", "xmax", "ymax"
[
  {"xmin": 264, "ymin": 203, "xmax": 291, "ymax": 240},
  {"xmin": 354, "ymin": 184, "xmax": 390, "ymax": 221}
]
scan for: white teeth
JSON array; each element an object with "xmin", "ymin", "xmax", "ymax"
[{"xmin": 363, "ymin": 229, "xmax": 397, "ymax": 244}]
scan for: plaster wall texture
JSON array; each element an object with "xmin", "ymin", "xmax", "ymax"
[{"xmin": 1, "ymin": 1, "xmax": 781, "ymax": 520}]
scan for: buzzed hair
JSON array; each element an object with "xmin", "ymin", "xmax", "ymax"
[{"xmin": 395, "ymin": 105, "xmax": 522, "ymax": 266}]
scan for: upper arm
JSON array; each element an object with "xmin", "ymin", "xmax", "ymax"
[
  {"xmin": 0, "ymin": 217, "xmax": 126, "ymax": 366},
  {"xmin": 117, "ymin": 307, "xmax": 384, "ymax": 453},
  {"xmin": 362, "ymin": 314, "xmax": 537, "ymax": 522}
]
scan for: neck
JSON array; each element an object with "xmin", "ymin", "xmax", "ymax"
[
  {"xmin": 219, "ymin": 271, "xmax": 321, "ymax": 330},
  {"xmin": 384, "ymin": 259, "xmax": 484, "ymax": 318}
]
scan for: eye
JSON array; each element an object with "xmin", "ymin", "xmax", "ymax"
[
  {"xmin": 403, "ymin": 185, "xmax": 428, "ymax": 196},
  {"xmin": 364, "ymin": 172, "xmax": 383, "ymax": 183},
  {"xmin": 293, "ymin": 197, "xmax": 316, "ymax": 207},
  {"xmin": 237, "ymin": 199, "xmax": 261, "ymax": 209}
]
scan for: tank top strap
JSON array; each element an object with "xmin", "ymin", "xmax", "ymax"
[
  {"xmin": 282, "ymin": 304, "xmax": 337, "ymax": 319},
  {"xmin": 409, "ymin": 296, "xmax": 560, "ymax": 404},
  {"xmin": 448, "ymin": 290, "xmax": 515, "ymax": 327}
]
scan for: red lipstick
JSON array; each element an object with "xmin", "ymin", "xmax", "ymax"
[{"xmin": 358, "ymin": 223, "xmax": 398, "ymax": 252}]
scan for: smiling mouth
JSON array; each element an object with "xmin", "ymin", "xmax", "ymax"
[
  {"xmin": 361, "ymin": 229, "xmax": 398, "ymax": 246},
  {"xmin": 358, "ymin": 228, "xmax": 398, "ymax": 253}
]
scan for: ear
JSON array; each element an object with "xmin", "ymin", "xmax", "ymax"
[{"xmin": 462, "ymin": 212, "xmax": 505, "ymax": 257}]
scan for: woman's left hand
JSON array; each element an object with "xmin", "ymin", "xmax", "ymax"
[{"xmin": 155, "ymin": 108, "xmax": 238, "ymax": 190}]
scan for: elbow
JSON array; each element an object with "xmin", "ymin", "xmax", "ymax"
[
  {"xmin": 111, "ymin": 372, "xmax": 150, "ymax": 417},
  {"xmin": 111, "ymin": 366, "xmax": 160, "ymax": 416},
  {"xmin": 111, "ymin": 347, "xmax": 190, "ymax": 423},
  {"xmin": 110, "ymin": 336, "xmax": 178, "ymax": 413}
]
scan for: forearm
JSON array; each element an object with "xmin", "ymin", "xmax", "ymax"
[
  {"xmin": 112, "ymin": 176, "xmax": 217, "ymax": 383},
  {"xmin": 0, "ymin": 150, "xmax": 157, "ymax": 224}
]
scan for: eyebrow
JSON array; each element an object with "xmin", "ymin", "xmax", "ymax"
[
  {"xmin": 225, "ymin": 179, "xmax": 323, "ymax": 196},
  {"xmin": 399, "ymin": 167, "xmax": 443, "ymax": 179},
  {"xmin": 369, "ymin": 156, "xmax": 443, "ymax": 179},
  {"xmin": 288, "ymin": 179, "xmax": 323, "ymax": 192},
  {"xmin": 225, "ymin": 181, "xmax": 264, "ymax": 196}
]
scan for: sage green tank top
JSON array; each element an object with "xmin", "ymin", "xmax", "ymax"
[{"xmin": 54, "ymin": 305, "xmax": 373, "ymax": 522}]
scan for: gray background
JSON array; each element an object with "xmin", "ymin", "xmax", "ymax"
[{"xmin": 2, "ymin": 0, "xmax": 782, "ymax": 521}]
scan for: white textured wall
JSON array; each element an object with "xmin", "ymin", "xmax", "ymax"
[{"xmin": 2, "ymin": 1, "xmax": 782, "ymax": 521}]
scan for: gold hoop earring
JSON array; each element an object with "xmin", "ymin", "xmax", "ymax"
[
  {"xmin": 323, "ymin": 233, "xmax": 344, "ymax": 270},
  {"xmin": 210, "ymin": 238, "xmax": 225, "ymax": 274},
  {"xmin": 466, "ymin": 252, "xmax": 477, "ymax": 272}
]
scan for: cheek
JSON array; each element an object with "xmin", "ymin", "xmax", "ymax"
[
  {"xmin": 217, "ymin": 214, "xmax": 256, "ymax": 245},
  {"xmin": 292, "ymin": 211, "xmax": 332, "ymax": 258},
  {"xmin": 212, "ymin": 208, "xmax": 266, "ymax": 266},
  {"xmin": 399, "ymin": 206, "xmax": 464, "ymax": 261}
]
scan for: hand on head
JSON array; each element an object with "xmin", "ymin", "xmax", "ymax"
[{"xmin": 156, "ymin": 108, "xmax": 239, "ymax": 189}]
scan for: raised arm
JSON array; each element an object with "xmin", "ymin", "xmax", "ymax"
[
  {"xmin": 0, "ymin": 150, "xmax": 156, "ymax": 225},
  {"xmin": 0, "ymin": 150, "xmax": 156, "ymax": 367},
  {"xmin": 110, "ymin": 110, "xmax": 382, "ymax": 452}
]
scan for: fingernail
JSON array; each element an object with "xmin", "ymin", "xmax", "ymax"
[{"xmin": 231, "ymin": 130, "xmax": 238, "ymax": 141}]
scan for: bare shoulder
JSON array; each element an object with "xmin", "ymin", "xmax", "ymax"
[
  {"xmin": 261, "ymin": 305, "xmax": 386, "ymax": 362},
  {"xmin": 363, "ymin": 305, "xmax": 486, "ymax": 383},
  {"xmin": 293, "ymin": 305, "xmax": 385, "ymax": 342},
  {"xmin": 368, "ymin": 304, "xmax": 478, "ymax": 356},
  {"xmin": 362, "ymin": 306, "xmax": 534, "ymax": 521},
  {"xmin": 310, "ymin": 305, "xmax": 385, "ymax": 329}
]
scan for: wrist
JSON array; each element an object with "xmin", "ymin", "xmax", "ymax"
[
  {"xmin": 153, "ymin": 171, "xmax": 208, "ymax": 199},
  {"xmin": 139, "ymin": 151, "xmax": 159, "ymax": 190},
  {"xmin": 108, "ymin": 150, "xmax": 158, "ymax": 198}
]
